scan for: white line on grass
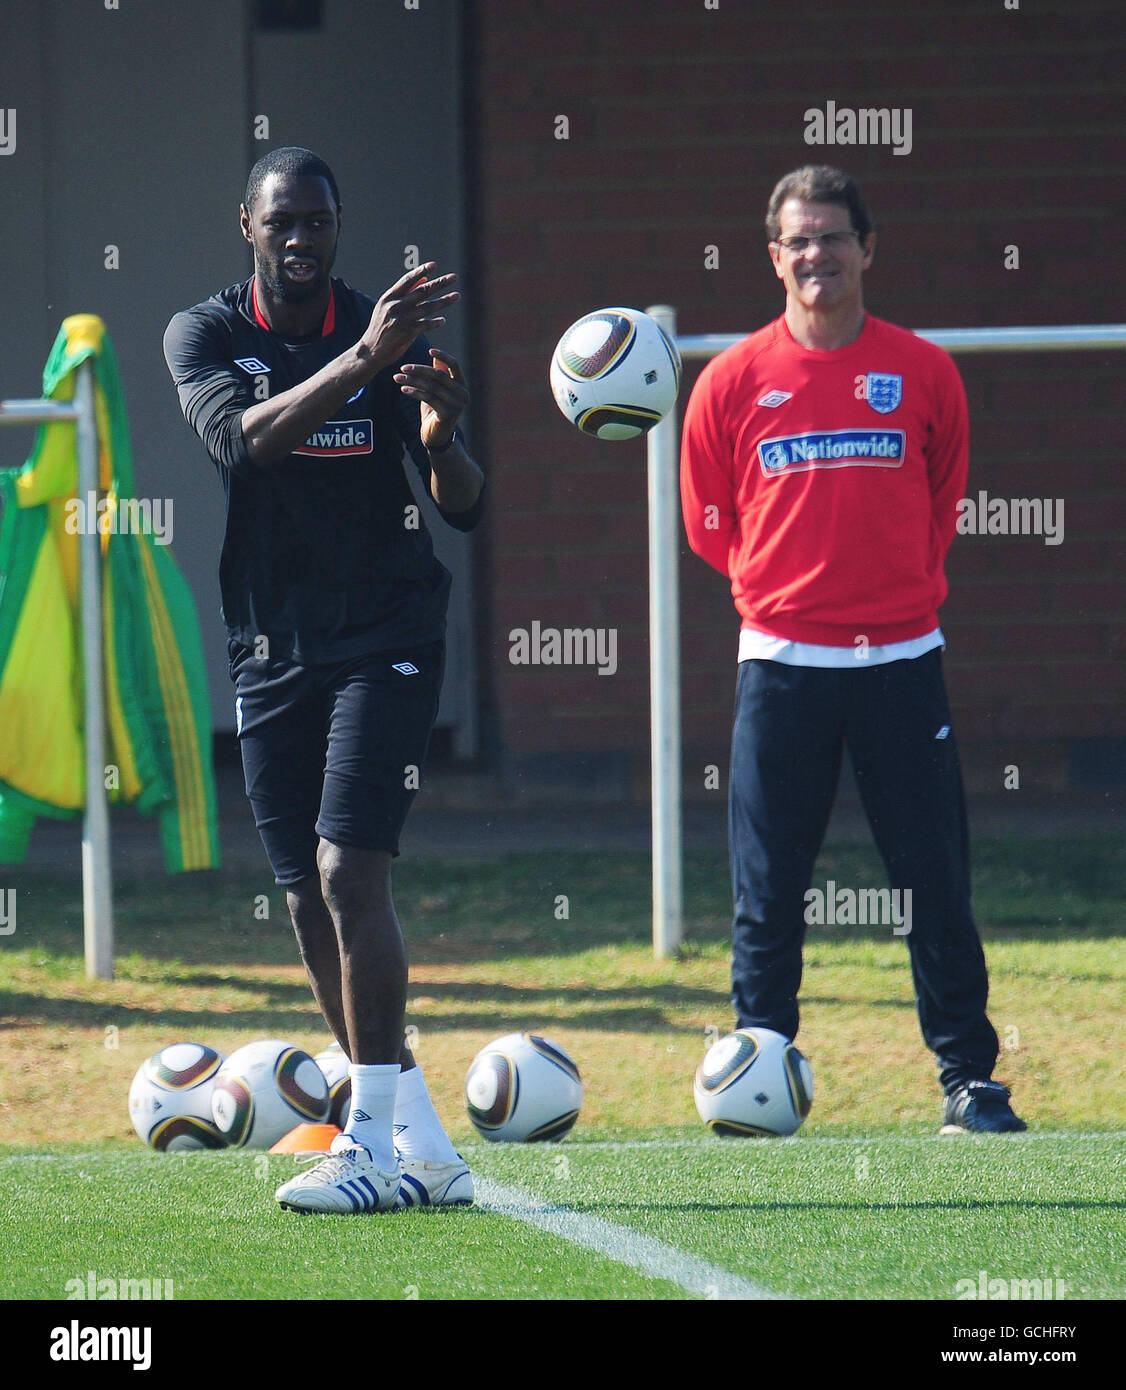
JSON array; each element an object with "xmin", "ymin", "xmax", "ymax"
[{"xmin": 477, "ymin": 1176, "xmax": 785, "ymax": 1301}]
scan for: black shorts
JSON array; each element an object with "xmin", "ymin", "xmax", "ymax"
[{"xmin": 228, "ymin": 638, "xmax": 444, "ymax": 885}]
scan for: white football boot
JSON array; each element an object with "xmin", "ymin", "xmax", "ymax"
[
  {"xmin": 276, "ymin": 1135, "xmax": 400, "ymax": 1214},
  {"xmin": 395, "ymin": 1154, "xmax": 475, "ymax": 1208}
]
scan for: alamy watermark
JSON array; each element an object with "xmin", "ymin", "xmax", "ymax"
[
  {"xmin": 804, "ymin": 100, "xmax": 912, "ymax": 157},
  {"xmin": 804, "ymin": 881, "xmax": 912, "ymax": 934},
  {"xmin": 955, "ymin": 1269, "xmax": 1068, "ymax": 1300},
  {"xmin": 64, "ymin": 493, "xmax": 174, "ymax": 546},
  {"xmin": 509, "ymin": 621, "xmax": 618, "ymax": 676},
  {"xmin": 0, "ymin": 888, "xmax": 14, "ymax": 935},
  {"xmin": 50, "ymin": 1321, "xmax": 152, "ymax": 1371},
  {"xmin": 956, "ymin": 491, "xmax": 1064, "ymax": 546},
  {"xmin": 65, "ymin": 1269, "xmax": 174, "ymax": 1300}
]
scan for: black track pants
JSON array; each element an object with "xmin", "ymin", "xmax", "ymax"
[{"xmin": 728, "ymin": 650, "xmax": 999, "ymax": 1093}]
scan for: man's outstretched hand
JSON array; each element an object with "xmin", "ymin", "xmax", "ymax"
[
  {"xmin": 361, "ymin": 263, "xmax": 459, "ymax": 372},
  {"xmin": 394, "ymin": 348, "xmax": 469, "ymax": 451}
]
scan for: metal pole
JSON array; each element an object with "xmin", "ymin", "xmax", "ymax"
[
  {"xmin": 0, "ymin": 401, "xmax": 81, "ymax": 423},
  {"xmin": 676, "ymin": 323, "xmax": 1126, "ymax": 360},
  {"xmin": 0, "ymin": 392, "xmax": 115, "ymax": 975},
  {"xmin": 74, "ymin": 361, "xmax": 114, "ymax": 980},
  {"xmin": 913, "ymin": 324, "xmax": 1126, "ymax": 353},
  {"xmin": 645, "ymin": 305, "xmax": 683, "ymax": 959}
]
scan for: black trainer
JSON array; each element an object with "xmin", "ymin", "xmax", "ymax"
[{"xmin": 940, "ymin": 1080, "xmax": 1027, "ymax": 1134}]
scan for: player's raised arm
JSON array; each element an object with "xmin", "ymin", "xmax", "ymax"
[{"xmin": 240, "ymin": 265, "xmax": 459, "ymax": 466}]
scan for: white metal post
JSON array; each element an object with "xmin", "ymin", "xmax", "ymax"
[
  {"xmin": 74, "ymin": 361, "xmax": 114, "ymax": 979},
  {"xmin": 0, "ymin": 379, "xmax": 114, "ymax": 977},
  {"xmin": 645, "ymin": 305, "xmax": 683, "ymax": 959}
]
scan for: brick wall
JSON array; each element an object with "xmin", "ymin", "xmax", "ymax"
[{"xmin": 465, "ymin": 0, "xmax": 1126, "ymax": 796}]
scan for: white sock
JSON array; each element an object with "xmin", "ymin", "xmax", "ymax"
[
  {"xmin": 343, "ymin": 1063, "xmax": 399, "ymax": 1171},
  {"xmin": 393, "ymin": 1064, "xmax": 459, "ymax": 1163}
]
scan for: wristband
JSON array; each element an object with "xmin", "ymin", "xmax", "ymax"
[{"xmin": 426, "ymin": 426, "xmax": 462, "ymax": 454}]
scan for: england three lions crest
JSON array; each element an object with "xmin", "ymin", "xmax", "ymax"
[{"xmin": 864, "ymin": 372, "xmax": 902, "ymax": 414}]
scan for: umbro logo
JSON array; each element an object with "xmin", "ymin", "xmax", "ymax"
[
  {"xmin": 757, "ymin": 390, "xmax": 792, "ymax": 408},
  {"xmin": 234, "ymin": 356, "xmax": 270, "ymax": 374},
  {"xmin": 935, "ymin": 725, "xmax": 951, "ymax": 740},
  {"xmin": 350, "ymin": 1109, "xmax": 372, "ymax": 1123},
  {"xmin": 392, "ymin": 662, "xmax": 419, "ymax": 676}
]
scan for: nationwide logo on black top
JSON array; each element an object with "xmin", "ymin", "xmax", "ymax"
[{"xmin": 292, "ymin": 419, "xmax": 374, "ymax": 457}]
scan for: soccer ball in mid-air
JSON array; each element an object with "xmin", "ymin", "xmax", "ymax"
[
  {"xmin": 314, "ymin": 1041, "xmax": 351, "ymax": 1129},
  {"xmin": 210, "ymin": 1040, "xmax": 330, "ymax": 1149},
  {"xmin": 694, "ymin": 1028, "xmax": 814, "ymax": 1137},
  {"xmin": 128, "ymin": 1042, "xmax": 227, "ymax": 1151},
  {"xmin": 465, "ymin": 1032, "xmax": 583, "ymax": 1142},
  {"xmin": 549, "ymin": 306, "xmax": 682, "ymax": 440}
]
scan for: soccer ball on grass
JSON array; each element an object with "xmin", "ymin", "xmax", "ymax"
[
  {"xmin": 210, "ymin": 1039, "xmax": 330, "ymax": 1149},
  {"xmin": 694, "ymin": 1028, "xmax": 813, "ymax": 1137},
  {"xmin": 313, "ymin": 1040, "xmax": 352, "ymax": 1129},
  {"xmin": 128, "ymin": 1042, "xmax": 227, "ymax": 1151},
  {"xmin": 465, "ymin": 1032, "xmax": 583, "ymax": 1142}
]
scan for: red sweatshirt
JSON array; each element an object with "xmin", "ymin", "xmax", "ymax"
[{"xmin": 680, "ymin": 313, "xmax": 968, "ymax": 646}]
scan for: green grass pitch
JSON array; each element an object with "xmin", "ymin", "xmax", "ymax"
[
  {"xmin": 1, "ymin": 838, "xmax": 1124, "ymax": 1310},
  {"xmin": 1, "ymin": 1133, "xmax": 1122, "ymax": 1302}
]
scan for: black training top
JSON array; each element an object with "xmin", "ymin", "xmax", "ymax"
[{"xmin": 163, "ymin": 275, "xmax": 483, "ymax": 665}]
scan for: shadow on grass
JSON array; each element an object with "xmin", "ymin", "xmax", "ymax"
[
  {"xmin": 2, "ymin": 835, "xmax": 1124, "ymax": 968},
  {"xmin": 148, "ymin": 976, "xmax": 736, "ymax": 1008},
  {"xmin": 0, "ymin": 990, "xmax": 323, "ymax": 1035},
  {"xmin": 0, "ymin": 973, "xmax": 916, "ymax": 1035}
]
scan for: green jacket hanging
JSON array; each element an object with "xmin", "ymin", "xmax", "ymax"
[{"xmin": 0, "ymin": 314, "xmax": 219, "ymax": 871}]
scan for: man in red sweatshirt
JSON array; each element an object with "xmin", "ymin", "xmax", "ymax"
[{"xmin": 680, "ymin": 164, "xmax": 1025, "ymax": 1134}]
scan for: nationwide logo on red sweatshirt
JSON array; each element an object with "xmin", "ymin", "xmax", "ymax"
[
  {"xmin": 292, "ymin": 419, "xmax": 374, "ymax": 457},
  {"xmin": 758, "ymin": 428, "xmax": 906, "ymax": 476}
]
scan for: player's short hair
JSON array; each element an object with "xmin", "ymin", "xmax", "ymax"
[
  {"xmin": 244, "ymin": 147, "xmax": 341, "ymax": 214},
  {"xmin": 765, "ymin": 165, "xmax": 873, "ymax": 243}
]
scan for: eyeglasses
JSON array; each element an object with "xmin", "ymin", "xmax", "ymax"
[{"xmin": 772, "ymin": 230, "xmax": 861, "ymax": 254}]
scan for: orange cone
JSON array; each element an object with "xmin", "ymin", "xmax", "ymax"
[{"xmin": 269, "ymin": 1123, "xmax": 341, "ymax": 1154}]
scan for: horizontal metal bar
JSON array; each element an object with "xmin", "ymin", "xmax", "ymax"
[
  {"xmin": 676, "ymin": 324, "xmax": 1126, "ymax": 360},
  {"xmin": 913, "ymin": 325, "xmax": 1126, "ymax": 353},
  {"xmin": 0, "ymin": 399, "xmax": 81, "ymax": 424}
]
